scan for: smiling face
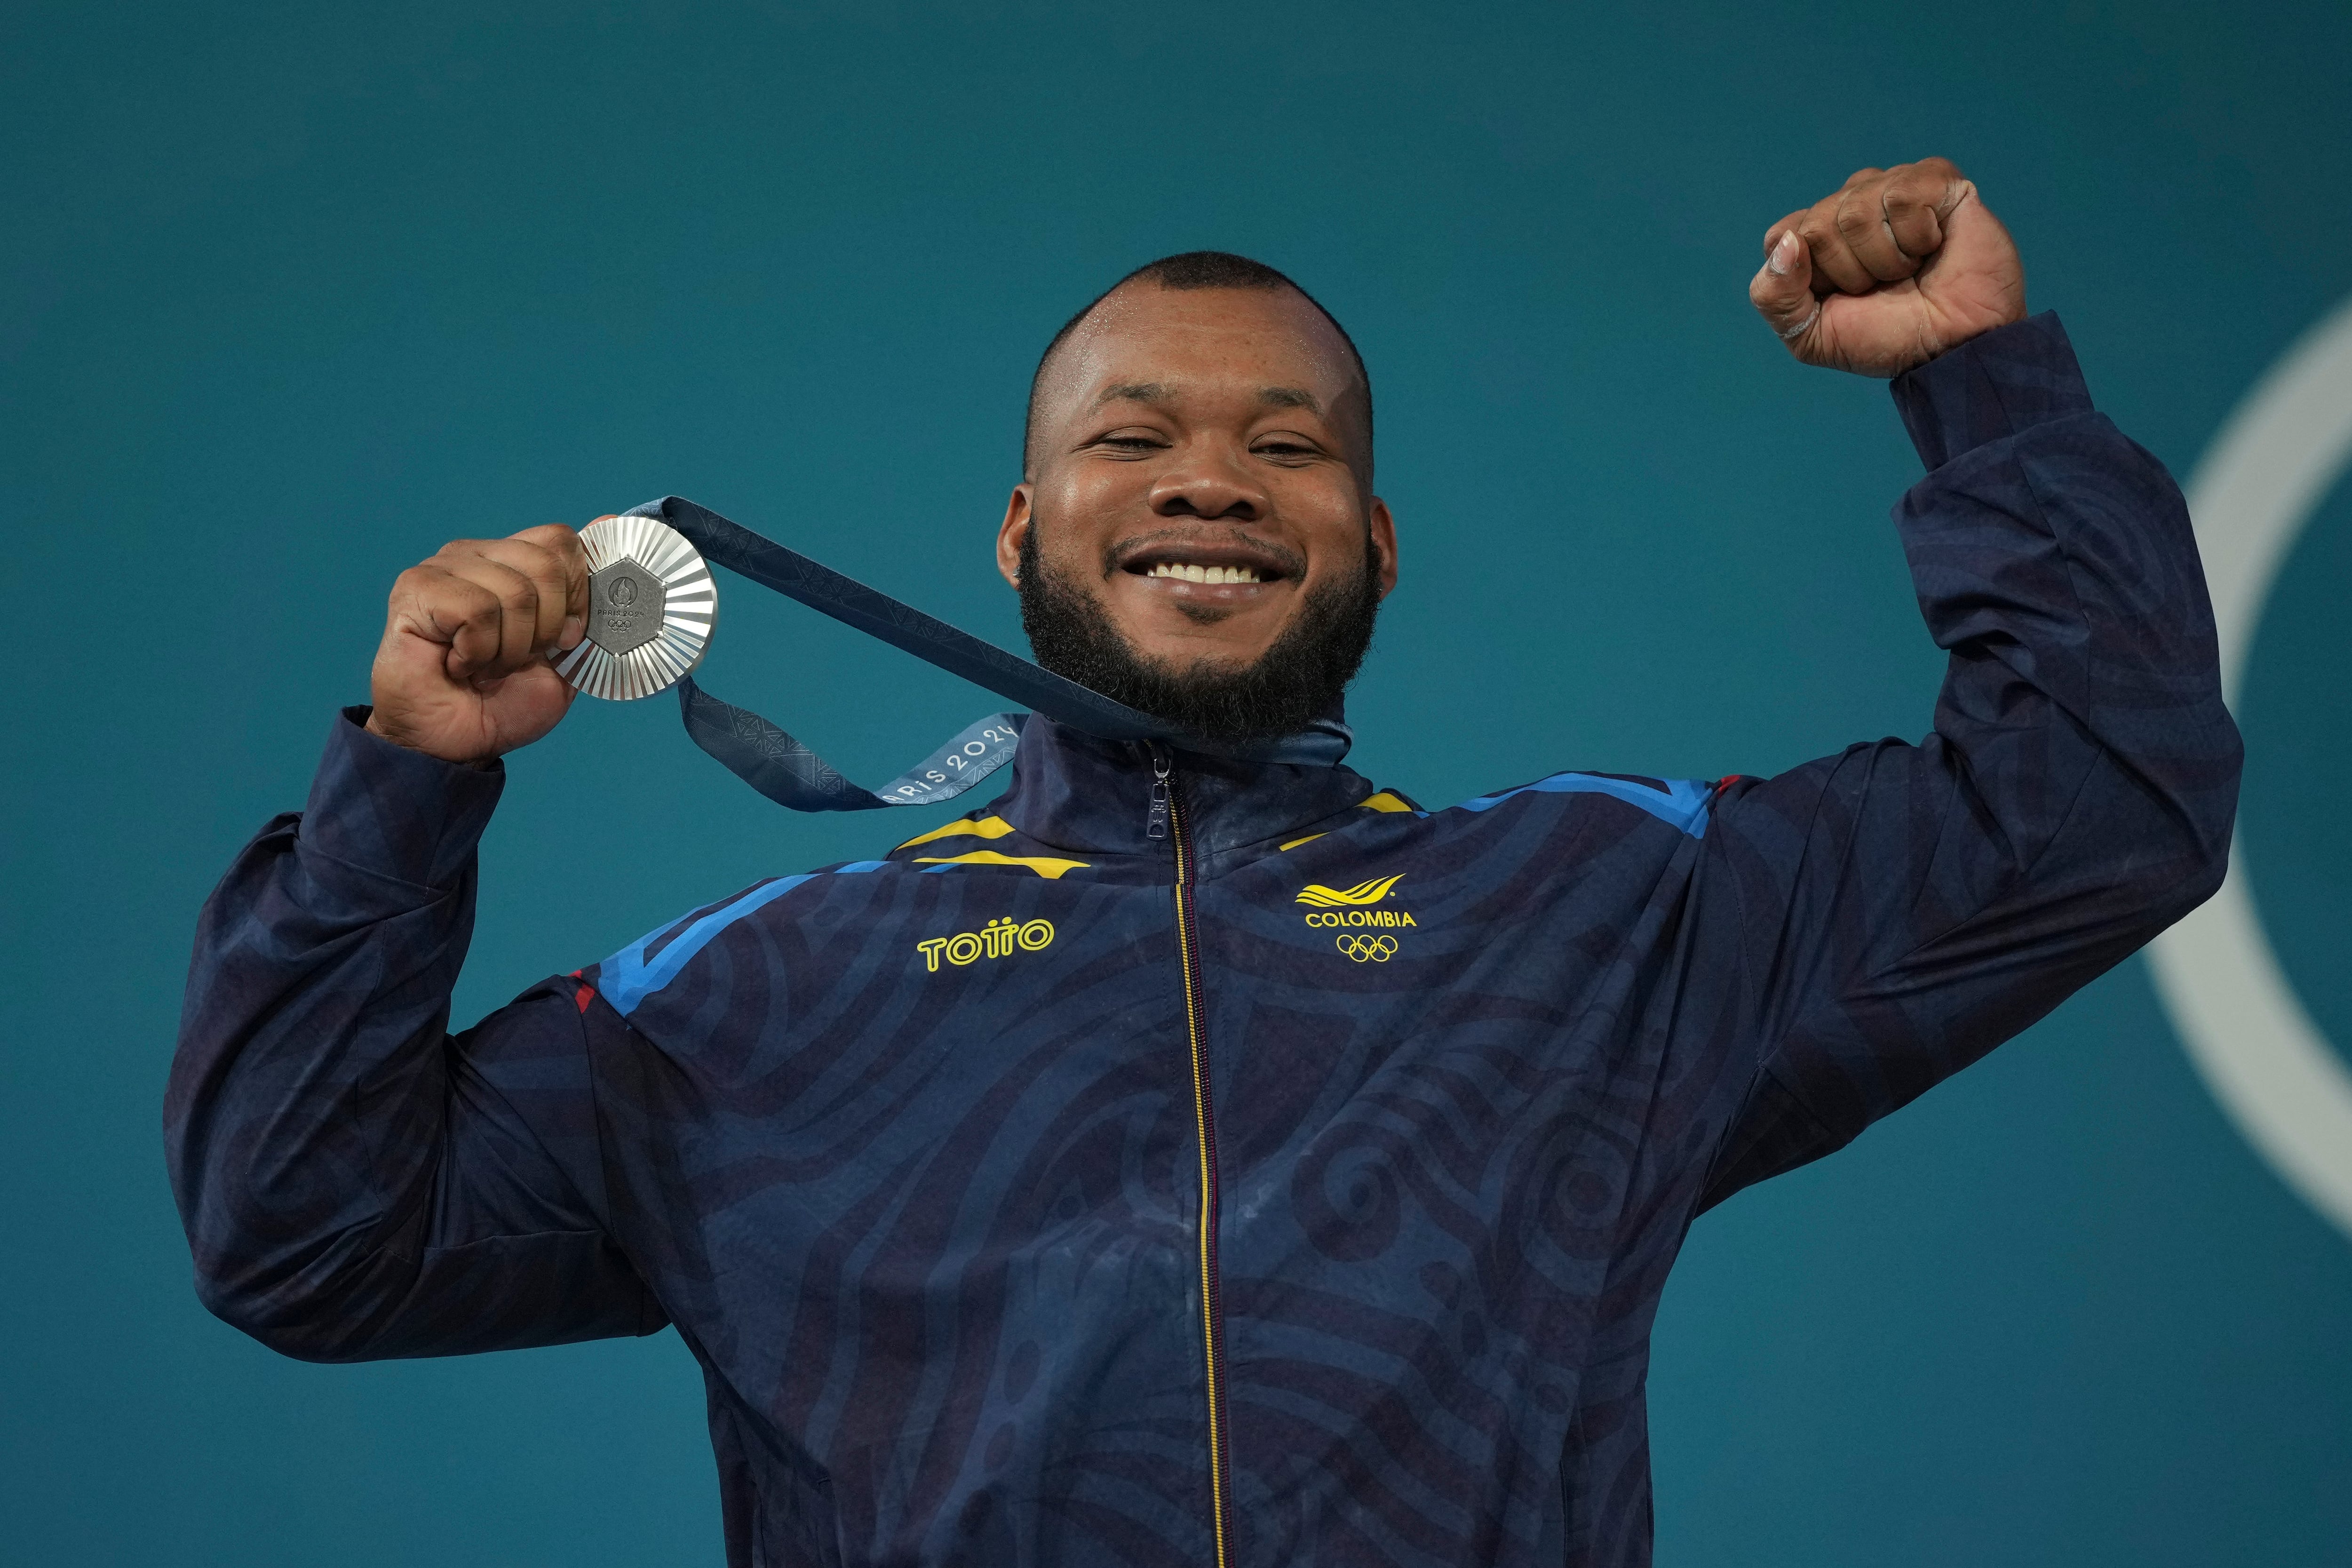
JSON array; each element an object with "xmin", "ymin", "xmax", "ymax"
[{"xmin": 997, "ymin": 281, "xmax": 1397, "ymax": 737}]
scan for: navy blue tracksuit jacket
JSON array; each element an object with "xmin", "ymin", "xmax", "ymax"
[{"xmin": 168, "ymin": 315, "xmax": 2242, "ymax": 1567}]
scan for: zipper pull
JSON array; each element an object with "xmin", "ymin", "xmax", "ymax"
[{"xmin": 1146, "ymin": 747, "xmax": 1172, "ymax": 840}]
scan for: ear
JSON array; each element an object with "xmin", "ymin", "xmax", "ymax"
[
  {"xmin": 996, "ymin": 484, "xmax": 1033, "ymax": 589},
  {"xmin": 1368, "ymin": 496, "xmax": 1399, "ymax": 599}
]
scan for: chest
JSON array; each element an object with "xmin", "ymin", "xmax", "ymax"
[{"xmin": 613, "ymin": 808, "xmax": 1703, "ymax": 1371}]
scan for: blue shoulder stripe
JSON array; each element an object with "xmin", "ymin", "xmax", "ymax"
[
  {"xmin": 598, "ymin": 860, "xmax": 890, "ymax": 1016},
  {"xmin": 1457, "ymin": 773, "xmax": 1713, "ymax": 837}
]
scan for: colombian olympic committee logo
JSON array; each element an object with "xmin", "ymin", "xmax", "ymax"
[{"xmin": 2148, "ymin": 293, "xmax": 2352, "ymax": 1243}]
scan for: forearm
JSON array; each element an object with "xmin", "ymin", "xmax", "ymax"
[{"xmin": 1891, "ymin": 312, "xmax": 2241, "ymax": 892}]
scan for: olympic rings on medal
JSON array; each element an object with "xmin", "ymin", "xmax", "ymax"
[{"xmin": 1336, "ymin": 934, "xmax": 1398, "ymax": 963}]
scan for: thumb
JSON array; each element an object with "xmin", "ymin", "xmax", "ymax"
[{"xmin": 1748, "ymin": 228, "xmax": 1822, "ymax": 351}]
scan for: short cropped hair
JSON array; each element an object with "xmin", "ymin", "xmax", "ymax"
[{"xmin": 1022, "ymin": 251, "xmax": 1373, "ymax": 478}]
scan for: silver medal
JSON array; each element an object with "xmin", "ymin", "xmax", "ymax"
[{"xmin": 552, "ymin": 514, "xmax": 718, "ymax": 701}]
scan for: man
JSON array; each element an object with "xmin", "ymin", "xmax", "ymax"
[{"xmin": 168, "ymin": 159, "xmax": 2241, "ymax": 1567}]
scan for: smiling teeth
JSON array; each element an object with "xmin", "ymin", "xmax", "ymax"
[{"xmin": 1148, "ymin": 562, "xmax": 1262, "ymax": 584}]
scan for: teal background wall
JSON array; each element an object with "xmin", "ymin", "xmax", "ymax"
[{"xmin": 4, "ymin": 3, "xmax": 2348, "ymax": 1562}]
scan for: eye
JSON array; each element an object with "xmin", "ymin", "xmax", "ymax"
[
  {"xmin": 1090, "ymin": 430, "xmax": 1170, "ymax": 457},
  {"xmin": 1252, "ymin": 437, "xmax": 1320, "ymax": 462}
]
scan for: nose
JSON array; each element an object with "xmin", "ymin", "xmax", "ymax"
[{"xmin": 1146, "ymin": 448, "xmax": 1269, "ymax": 523}]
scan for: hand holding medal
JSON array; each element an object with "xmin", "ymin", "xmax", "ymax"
[{"xmin": 363, "ymin": 522, "xmax": 596, "ymax": 765}]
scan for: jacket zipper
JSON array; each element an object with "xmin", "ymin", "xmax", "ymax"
[{"xmin": 1155, "ymin": 745, "xmax": 1230, "ymax": 1567}]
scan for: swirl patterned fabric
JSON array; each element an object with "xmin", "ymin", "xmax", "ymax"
[{"xmin": 167, "ymin": 314, "xmax": 2241, "ymax": 1567}]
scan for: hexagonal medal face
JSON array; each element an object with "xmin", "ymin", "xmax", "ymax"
[{"xmin": 587, "ymin": 557, "xmax": 667, "ymax": 656}]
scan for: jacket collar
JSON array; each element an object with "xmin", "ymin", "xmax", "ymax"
[{"xmin": 993, "ymin": 714, "xmax": 1376, "ymax": 864}]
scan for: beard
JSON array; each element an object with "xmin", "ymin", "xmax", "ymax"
[{"xmin": 1018, "ymin": 527, "xmax": 1381, "ymax": 747}]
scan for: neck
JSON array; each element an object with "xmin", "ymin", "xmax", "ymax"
[{"xmin": 990, "ymin": 714, "xmax": 1374, "ymax": 864}]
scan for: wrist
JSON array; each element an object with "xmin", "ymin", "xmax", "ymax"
[
  {"xmin": 316, "ymin": 708, "xmax": 507, "ymax": 889},
  {"xmin": 360, "ymin": 706, "xmax": 501, "ymax": 770},
  {"xmin": 1890, "ymin": 312, "xmax": 2091, "ymax": 470},
  {"xmin": 1914, "ymin": 302, "xmax": 2031, "ymax": 374}
]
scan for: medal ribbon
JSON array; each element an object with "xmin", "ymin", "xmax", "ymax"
[{"xmin": 626, "ymin": 496, "xmax": 1352, "ymax": 812}]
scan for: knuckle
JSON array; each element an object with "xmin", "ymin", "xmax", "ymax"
[
  {"xmin": 511, "ymin": 541, "xmax": 558, "ymax": 580},
  {"xmin": 498, "ymin": 577, "xmax": 540, "ymax": 615},
  {"xmin": 516, "ymin": 539, "xmax": 570, "ymax": 581}
]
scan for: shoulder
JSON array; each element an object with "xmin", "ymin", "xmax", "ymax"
[
  {"xmin": 1449, "ymin": 771, "xmax": 1724, "ymax": 838},
  {"xmin": 586, "ymin": 857, "xmax": 904, "ymax": 1019},
  {"xmin": 582, "ymin": 802, "xmax": 1119, "ymax": 1021},
  {"xmin": 880, "ymin": 812, "xmax": 1099, "ymax": 881},
  {"xmin": 1237, "ymin": 772, "xmax": 1725, "ymax": 890}
]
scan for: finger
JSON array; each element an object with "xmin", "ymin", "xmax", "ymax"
[
  {"xmin": 426, "ymin": 544, "xmax": 552, "ymax": 677},
  {"xmin": 1834, "ymin": 171, "xmax": 1921, "ymax": 284},
  {"xmin": 1880, "ymin": 157, "xmax": 1969, "ymax": 259},
  {"xmin": 384, "ymin": 563, "xmax": 462, "ymax": 650},
  {"xmin": 1791, "ymin": 191, "xmax": 1875, "ymax": 296},
  {"xmin": 1749, "ymin": 229, "xmax": 1822, "ymax": 352},
  {"xmin": 457, "ymin": 550, "xmax": 554, "ymax": 674},
  {"xmin": 511, "ymin": 522, "xmax": 590, "ymax": 648},
  {"xmin": 1762, "ymin": 208, "xmax": 1810, "ymax": 257},
  {"xmin": 469, "ymin": 534, "xmax": 578, "ymax": 655},
  {"xmin": 396, "ymin": 563, "xmax": 509, "ymax": 677}
]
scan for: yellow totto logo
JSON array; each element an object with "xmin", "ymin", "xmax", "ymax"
[
  {"xmin": 917, "ymin": 916, "xmax": 1055, "ymax": 972},
  {"xmin": 1295, "ymin": 875, "xmax": 1404, "ymax": 907}
]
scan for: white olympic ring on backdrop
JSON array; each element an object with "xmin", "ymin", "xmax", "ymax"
[
  {"xmin": 2147, "ymin": 293, "xmax": 2352, "ymax": 1242},
  {"xmin": 1337, "ymin": 935, "xmax": 1399, "ymax": 963}
]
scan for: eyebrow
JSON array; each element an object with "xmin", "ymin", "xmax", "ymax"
[
  {"xmin": 1090, "ymin": 382, "xmax": 1326, "ymax": 413},
  {"xmin": 1256, "ymin": 386, "xmax": 1322, "ymax": 412}
]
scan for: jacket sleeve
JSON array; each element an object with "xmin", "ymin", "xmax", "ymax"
[
  {"xmin": 1695, "ymin": 313, "xmax": 2243, "ymax": 1209},
  {"xmin": 165, "ymin": 709, "xmax": 667, "ymax": 1361}
]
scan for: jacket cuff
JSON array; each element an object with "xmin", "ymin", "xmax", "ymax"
[
  {"xmin": 298, "ymin": 707, "xmax": 505, "ymax": 892},
  {"xmin": 1890, "ymin": 311, "xmax": 2094, "ymax": 470}
]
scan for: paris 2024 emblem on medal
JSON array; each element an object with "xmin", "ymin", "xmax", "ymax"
[{"xmin": 552, "ymin": 514, "xmax": 718, "ymax": 700}]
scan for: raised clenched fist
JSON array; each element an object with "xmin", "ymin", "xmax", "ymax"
[
  {"xmin": 364, "ymin": 523, "xmax": 592, "ymax": 764},
  {"xmin": 1749, "ymin": 157, "xmax": 2027, "ymax": 378}
]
